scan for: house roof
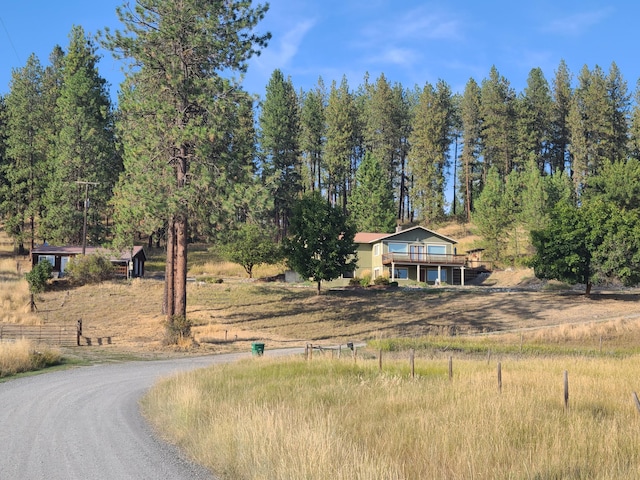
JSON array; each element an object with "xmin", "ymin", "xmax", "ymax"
[
  {"xmin": 32, "ymin": 245, "xmax": 146, "ymax": 263},
  {"xmin": 353, "ymin": 232, "xmax": 390, "ymax": 243},
  {"xmin": 354, "ymin": 226, "xmax": 458, "ymax": 244}
]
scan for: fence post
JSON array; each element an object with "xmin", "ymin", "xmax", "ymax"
[
  {"xmin": 378, "ymin": 349, "xmax": 382, "ymax": 372},
  {"xmin": 76, "ymin": 319, "xmax": 82, "ymax": 347},
  {"xmin": 353, "ymin": 345, "xmax": 357, "ymax": 363},
  {"xmin": 497, "ymin": 362, "xmax": 502, "ymax": 393},
  {"xmin": 410, "ymin": 349, "xmax": 415, "ymax": 379},
  {"xmin": 448, "ymin": 356, "xmax": 453, "ymax": 381},
  {"xmin": 633, "ymin": 392, "xmax": 640, "ymax": 414},
  {"xmin": 338, "ymin": 345, "xmax": 341, "ymax": 359},
  {"xmin": 564, "ymin": 370, "xmax": 569, "ymax": 411}
]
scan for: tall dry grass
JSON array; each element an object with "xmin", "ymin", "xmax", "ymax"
[
  {"xmin": 143, "ymin": 355, "xmax": 640, "ymax": 479},
  {"xmin": 0, "ymin": 339, "xmax": 62, "ymax": 377},
  {"xmin": 0, "ymin": 257, "xmax": 41, "ymax": 324}
]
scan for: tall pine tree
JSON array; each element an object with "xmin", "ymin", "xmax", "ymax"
[
  {"xmin": 259, "ymin": 69, "xmax": 302, "ymax": 240},
  {"xmin": 41, "ymin": 26, "xmax": 118, "ymax": 245},
  {"xmin": 104, "ymin": 0, "xmax": 270, "ymax": 334}
]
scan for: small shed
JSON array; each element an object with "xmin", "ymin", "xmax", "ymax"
[{"xmin": 31, "ymin": 245, "xmax": 146, "ymax": 278}]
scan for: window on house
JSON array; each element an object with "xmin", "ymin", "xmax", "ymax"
[
  {"xmin": 373, "ymin": 268, "xmax": 381, "ymax": 279},
  {"xmin": 427, "ymin": 245, "xmax": 447, "ymax": 255},
  {"xmin": 388, "ymin": 243, "xmax": 407, "ymax": 253},
  {"xmin": 373, "ymin": 244, "xmax": 380, "ymax": 256},
  {"xmin": 427, "ymin": 269, "xmax": 447, "ymax": 282},
  {"xmin": 38, "ymin": 255, "xmax": 55, "ymax": 267},
  {"xmin": 393, "ymin": 268, "xmax": 408, "ymax": 279}
]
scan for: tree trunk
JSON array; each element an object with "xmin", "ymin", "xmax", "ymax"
[
  {"xmin": 316, "ymin": 280, "xmax": 321, "ymax": 295},
  {"xmin": 585, "ymin": 282, "xmax": 592, "ymax": 296},
  {"xmin": 164, "ymin": 217, "xmax": 175, "ymax": 318},
  {"xmin": 174, "ymin": 214, "xmax": 188, "ymax": 318}
]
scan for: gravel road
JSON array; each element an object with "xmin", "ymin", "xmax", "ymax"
[{"xmin": 0, "ymin": 348, "xmax": 303, "ymax": 480}]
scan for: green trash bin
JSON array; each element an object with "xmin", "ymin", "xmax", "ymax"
[{"xmin": 251, "ymin": 342, "xmax": 265, "ymax": 356}]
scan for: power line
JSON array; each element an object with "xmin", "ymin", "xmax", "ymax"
[{"xmin": 0, "ymin": 16, "xmax": 21, "ymax": 64}]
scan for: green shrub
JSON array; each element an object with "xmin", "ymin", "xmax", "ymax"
[
  {"xmin": 374, "ymin": 275, "xmax": 390, "ymax": 286},
  {"xmin": 349, "ymin": 277, "xmax": 362, "ymax": 287},
  {"xmin": 25, "ymin": 260, "xmax": 52, "ymax": 293},
  {"xmin": 65, "ymin": 254, "xmax": 114, "ymax": 285}
]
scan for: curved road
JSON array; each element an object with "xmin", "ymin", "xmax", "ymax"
[{"xmin": 0, "ymin": 348, "xmax": 303, "ymax": 480}]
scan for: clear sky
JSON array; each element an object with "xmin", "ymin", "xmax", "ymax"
[{"xmin": 1, "ymin": 1, "xmax": 639, "ymax": 101}]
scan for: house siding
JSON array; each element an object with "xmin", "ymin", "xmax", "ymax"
[{"xmin": 353, "ymin": 226, "xmax": 463, "ymax": 285}]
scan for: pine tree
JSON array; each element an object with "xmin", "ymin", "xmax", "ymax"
[
  {"xmin": 325, "ymin": 76, "xmax": 357, "ymax": 210},
  {"xmin": 549, "ymin": 60, "xmax": 572, "ymax": 174},
  {"xmin": 349, "ymin": 152, "xmax": 396, "ymax": 233},
  {"xmin": 408, "ymin": 80, "xmax": 453, "ymax": 224},
  {"xmin": 630, "ymin": 79, "xmax": 640, "ymax": 160},
  {"xmin": 362, "ymin": 74, "xmax": 409, "ymax": 220},
  {"xmin": 568, "ymin": 65, "xmax": 611, "ymax": 195},
  {"xmin": 459, "ymin": 78, "xmax": 482, "ymax": 221},
  {"xmin": 103, "ymin": 0, "xmax": 270, "ymax": 330},
  {"xmin": 480, "ymin": 66, "xmax": 517, "ymax": 178},
  {"xmin": 473, "ymin": 166, "xmax": 512, "ymax": 261},
  {"xmin": 299, "ymin": 78, "xmax": 326, "ymax": 193},
  {"xmin": 605, "ymin": 62, "xmax": 630, "ymax": 163},
  {"xmin": 259, "ymin": 69, "xmax": 302, "ymax": 239},
  {"xmin": 1, "ymin": 54, "xmax": 47, "ymax": 254},
  {"xmin": 41, "ymin": 26, "xmax": 118, "ymax": 246},
  {"xmin": 516, "ymin": 68, "xmax": 552, "ymax": 172}
]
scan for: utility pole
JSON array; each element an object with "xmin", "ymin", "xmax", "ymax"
[{"xmin": 76, "ymin": 181, "xmax": 99, "ymax": 255}]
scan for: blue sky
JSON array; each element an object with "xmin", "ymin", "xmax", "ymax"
[{"xmin": 0, "ymin": 1, "xmax": 638, "ymax": 101}]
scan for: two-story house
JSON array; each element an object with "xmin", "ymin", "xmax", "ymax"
[{"xmin": 354, "ymin": 226, "xmax": 468, "ymax": 285}]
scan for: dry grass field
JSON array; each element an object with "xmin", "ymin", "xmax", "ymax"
[{"xmin": 2, "ymin": 225, "xmax": 640, "ymax": 359}]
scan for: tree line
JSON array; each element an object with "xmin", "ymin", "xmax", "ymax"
[{"xmin": 2, "ymin": 1, "xmax": 640, "ymax": 333}]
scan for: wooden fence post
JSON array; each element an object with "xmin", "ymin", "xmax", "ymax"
[
  {"xmin": 564, "ymin": 370, "xmax": 569, "ymax": 411},
  {"xmin": 353, "ymin": 345, "xmax": 357, "ymax": 362},
  {"xmin": 76, "ymin": 319, "xmax": 82, "ymax": 347},
  {"xmin": 497, "ymin": 362, "xmax": 502, "ymax": 393},
  {"xmin": 448, "ymin": 356, "xmax": 453, "ymax": 381},
  {"xmin": 378, "ymin": 349, "xmax": 383, "ymax": 372},
  {"xmin": 410, "ymin": 349, "xmax": 415, "ymax": 379},
  {"xmin": 487, "ymin": 349, "xmax": 491, "ymax": 365}
]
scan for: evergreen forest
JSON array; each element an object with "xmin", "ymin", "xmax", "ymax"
[{"xmin": 2, "ymin": 2, "xmax": 640, "ymax": 309}]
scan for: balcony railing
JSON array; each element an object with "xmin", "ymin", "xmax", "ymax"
[{"xmin": 382, "ymin": 252, "xmax": 467, "ymax": 266}]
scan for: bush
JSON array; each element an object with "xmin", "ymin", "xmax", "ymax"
[
  {"xmin": 65, "ymin": 254, "xmax": 114, "ymax": 285},
  {"xmin": 163, "ymin": 315, "xmax": 192, "ymax": 345},
  {"xmin": 374, "ymin": 275, "xmax": 390, "ymax": 286},
  {"xmin": 25, "ymin": 260, "xmax": 52, "ymax": 293},
  {"xmin": 349, "ymin": 277, "xmax": 362, "ymax": 287}
]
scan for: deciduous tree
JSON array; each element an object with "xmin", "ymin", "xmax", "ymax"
[{"xmin": 284, "ymin": 192, "xmax": 357, "ymax": 295}]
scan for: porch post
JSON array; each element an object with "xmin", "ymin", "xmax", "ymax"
[
  {"xmin": 460, "ymin": 266, "xmax": 465, "ymax": 286},
  {"xmin": 437, "ymin": 265, "xmax": 441, "ymax": 283},
  {"xmin": 417, "ymin": 264, "xmax": 420, "ymax": 283},
  {"xmin": 391, "ymin": 262, "xmax": 395, "ymax": 281}
]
